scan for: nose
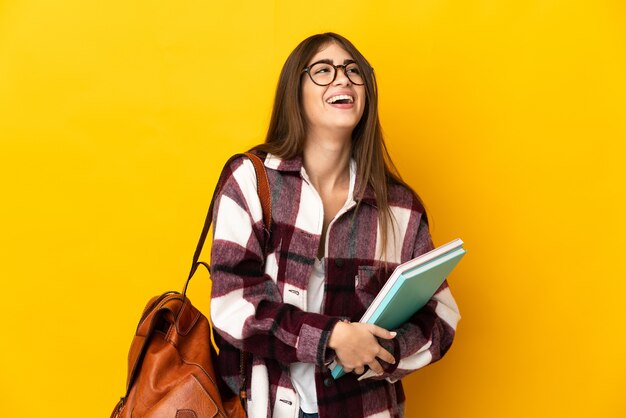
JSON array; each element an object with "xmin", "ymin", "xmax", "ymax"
[{"xmin": 333, "ymin": 65, "xmax": 351, "ymax": 86}]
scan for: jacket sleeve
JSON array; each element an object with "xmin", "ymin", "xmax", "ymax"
[
  {"xmin": 209, "ymin": 157, "xmax": 340, "ymax": 365},
  {"xmin": 367, "ymin": 215, "xmax": 461, "ymax": 383}
]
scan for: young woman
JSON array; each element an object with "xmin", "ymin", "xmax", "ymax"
[{"xmin": 210, "ymin": 33, "xmax": 460, "ymax": 418}]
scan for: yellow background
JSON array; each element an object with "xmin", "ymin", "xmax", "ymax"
[{"xmin": 1, "ymin": 1, "xmax": 625, "ymax": 417}]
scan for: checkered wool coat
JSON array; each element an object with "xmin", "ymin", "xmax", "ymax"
[{"xmin": 210, "ymin": 153, "xmax": 460, "ymax": 418}]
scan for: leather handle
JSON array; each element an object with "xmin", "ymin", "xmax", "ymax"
[{"xmin": 246, "ymin": 152, "xmax": 272, "ymax": 233}]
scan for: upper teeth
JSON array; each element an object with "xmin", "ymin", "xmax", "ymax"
[{"xmin": 327, "ymin": 95, "xmax": 354, "ymax": 104}]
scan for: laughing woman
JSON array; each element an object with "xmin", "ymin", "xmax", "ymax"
[{"xmin": 209, "ymin": 33, "xmax": 460, "ymax": 418}]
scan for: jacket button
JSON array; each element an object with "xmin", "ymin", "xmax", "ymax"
[
  {"xmin": 323, "ymin": 377, "xmax": 334, "ymax": 387},
  {"xmin": 334, "ymin": 259, "xmax": 344, "ymax": 267}
]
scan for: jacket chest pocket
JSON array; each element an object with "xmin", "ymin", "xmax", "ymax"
[{"xmin": 354, "ymin": 266, "xmax": 383, "ymax": 313}]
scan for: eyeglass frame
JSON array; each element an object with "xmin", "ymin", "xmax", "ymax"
[{"xmin": 302, "ymin": 60, "xmax": 366, "ymax": 86}]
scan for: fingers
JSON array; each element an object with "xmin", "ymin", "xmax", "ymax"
[
  {"xmin": 355, "ymin": 351, "xmax": 393, "ymax": 376},
  {"xmin": 367, "ymin": 324, "xmax": 397, "ymax": 340},
  {"xmin": 353, "ymin": 361, "xmax": 384, "ymax": 376},
  {"xmin": 353, "ymin": 359, "xmax": 387, "ymax": 376},
  {"xmin": 345, "ymin": 356, "xmax": 393, "ymax": 376},
  {"xmin": 331, "ymin": 322, "xmax": 398, "ymax": 377},
  {"xmin": 377, "ymin": 347, "xmax": 395, "ymax": 365}
]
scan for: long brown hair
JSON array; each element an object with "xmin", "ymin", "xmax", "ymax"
[{"xmin": 252, "ymin": 32, "xmax": 424, "ymax": 260}]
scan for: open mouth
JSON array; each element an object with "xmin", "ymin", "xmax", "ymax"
[{"xmin": 326, "ymin": 94, "xmax": 354, "ymax": 104}]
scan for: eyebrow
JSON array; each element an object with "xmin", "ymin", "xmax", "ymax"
[{"xmin": 310, "ymin": 58, "xmax": 357, "ymax": 66}]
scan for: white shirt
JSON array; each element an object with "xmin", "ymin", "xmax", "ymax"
[
  {"xmin": 290, "ymin": 257, "xmax": 326, "ymax": 413},
  {"xmin": 290, "ymin": 160, "xmax": 357, "ymax": 413}
]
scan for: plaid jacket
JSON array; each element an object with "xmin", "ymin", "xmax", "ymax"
[{"xmin": 210, "ymin": 153, "xmax": 460, "ymax": 418}]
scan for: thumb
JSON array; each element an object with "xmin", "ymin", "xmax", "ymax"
[{"xmin": 367, "ymin": 324, "xmax": 397, "ymax": 339}]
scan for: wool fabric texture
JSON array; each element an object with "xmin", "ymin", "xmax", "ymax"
[{"xmin": 210, "ymin": 153, "xmax": 460, "ymax": 418}]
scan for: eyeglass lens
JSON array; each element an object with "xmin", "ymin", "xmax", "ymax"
[{"xmin": 308, "ymin": 62, "xmax": 364, "ymax": 86}]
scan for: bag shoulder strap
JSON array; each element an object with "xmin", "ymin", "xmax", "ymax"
[
  {"xmin": 184, "ymin": 152, "xmax": 271, "ymax": 294},
  {"xmin": 114, "ymin": 153, "xmax": 269, "ymax": 417},
  {"xmin": 247, "ymin": 153, "xmax": 272, "ymax": 232},
  {"xmin": 189, "ymin": 152, "xmax": 270, "ymax": 410}
]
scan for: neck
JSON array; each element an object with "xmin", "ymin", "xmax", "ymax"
[{"xmin": 302, "ymin": 132, "xmax": 352, "ymax": 191}]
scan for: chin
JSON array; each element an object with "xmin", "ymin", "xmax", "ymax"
[
  {"xmin": 323, "ymin": 124, "xmax": 357, "ymax": 134},
  {"xmin": 331, "ymin": 117, "xmax": 361, "ymax": 130}
]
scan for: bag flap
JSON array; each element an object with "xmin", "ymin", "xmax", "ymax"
[{"xmin": 124, "ymin": 292, "xmax": 201, "ymax": 394}]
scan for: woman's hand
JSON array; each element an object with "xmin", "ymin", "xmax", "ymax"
[{"xmin": 328, "ymin": 321, "xmax": 396, "ymax": 375}]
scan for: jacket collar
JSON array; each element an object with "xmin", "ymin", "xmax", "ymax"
[
  {"xmin": 263, "ymin": 153, "xmax": 378, "ymax": 207},
  {"xmin": 263, "ymin": 153, "xmax": 303, "ymax": 172}
]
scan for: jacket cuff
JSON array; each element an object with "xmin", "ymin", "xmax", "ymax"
[{"xmin": 295, "ymin": 315, "xmax": 341, "ymax": 365}]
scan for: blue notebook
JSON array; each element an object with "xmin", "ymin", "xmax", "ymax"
[{"xmin": 330, "ymin": 238, "xmax": 466, "ymax": 379}]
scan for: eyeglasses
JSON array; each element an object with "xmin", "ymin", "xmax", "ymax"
[{"xmin": 302, "ymin": 60, "xmax": 365, "ymax": 86}]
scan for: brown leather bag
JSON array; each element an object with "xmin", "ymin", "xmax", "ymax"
[{"xmin": 112, "ymin": 153, "xmax": 271, "ymax": 418}]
